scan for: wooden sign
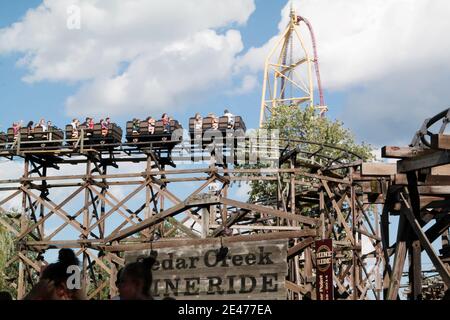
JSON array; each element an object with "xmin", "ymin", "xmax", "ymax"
[
  {"xmin": 125, "ymin": 239, "xmax": 288, "ymax": 300},
  {"xmin": 315, "ymin": 239, "xmax": 334, "ymax": 300}
]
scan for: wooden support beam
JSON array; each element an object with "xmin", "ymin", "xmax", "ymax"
[
  {"xmin": 387, "ymin": 241, "xmax": 407, "ymax": 300},
  {"xmin": 429, "ymin": 164, "xmax": 450, "ymax": 176},
  {"xmin": 220, "ymin": 197, "xmax": 317, "ymax": 226},
  {"xmin": 17, "ymin": 185, "xmax": 86, "ymax": 240},
  {"xmin": 105, "ymin": 201, "xmax": 190, "ymax": 243},
  {"xmin": 418, "ymin": 185, "xmax": 450, "ymax": 195},
  {"xmin": 166, "ymin": 216, "xmax": 200, "ymax": 238},
  {"xmin": 382, "ymin": 146, "xmax": 433, "ymax": 159},
  {"xmin": 400, "ymin": 193, "xmax": 450, "ymax": 288},
  {"xmin": 105, "ymin": 230, "xmax": 315, "ymax": 252},
  {"xmin": 22, "ymin": 187, "xmax": 86, "ymax": 236},
  {"xmin": 361, "ymin": 163, "xmax": 397, "ymax": 176},
  {"xmin": 321, "ymin": 180, "xmax": 355, "ymax": 244},
  {"xmin": 287, "ymin": 237, "xmax": 315, "ymax": 259},
  {"xmin": 285, "ymin": 280, "xmax": 308, "ymax": 295},
  {"xmin": 409, "ymin": 240, "xmax": 422, "ymax": 300},
  {"xmin": 398, "ymin": 150, "xmax": 450, "ymax": 173},
  {"xmin": 431, "ymin": 134, "xmax": 450, "ymax": 150}
]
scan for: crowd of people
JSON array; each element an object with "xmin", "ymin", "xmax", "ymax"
[
  {"xmin": 6, "ymin": 108, "xmax": 237, "ymax": 142},
  {"xmin": 0, "ymin": 248, "xmax": 162, "ymax": 300}
]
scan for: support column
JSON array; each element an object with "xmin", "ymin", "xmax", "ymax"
[
  {"xmin": 18, "ymin": 157, "xmax": 30, "ymax": 299},
  {"xmin": 82, "ymin": 158, "xmax": 91, "ymax": 293}
]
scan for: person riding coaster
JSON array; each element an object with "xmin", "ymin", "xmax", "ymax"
[{"xmin": 101, "ymin": 117, "xmax": 111, "ymax": 137}]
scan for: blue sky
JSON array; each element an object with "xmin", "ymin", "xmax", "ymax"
[
  {"xmin": 0, "ymin": 0, "xmax": 362, "ymax": 141},
  {"xmin": 2, "ymin": 1, "xmax": 449, "ymax": 148}
]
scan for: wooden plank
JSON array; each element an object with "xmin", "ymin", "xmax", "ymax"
[
  {"xmin": 167, "ymin": 216, "xmax": 200, "ymax": 238},
  {"xmin": 361, "ymin": 163, "xmax": 396, "ymax": 176},
  {"xmin": 431, "ymin": 134, "xmax": 450, "ymax": 150},
  {"xmin": 220, "ymin": 198, "xmax": 317, "ymax": 226},
  {"xmin": 285, "ymin": 280, "xmax": 308, "ymax": 295},
  {"xmin": 387, "ymin": 241, "xmax": 407, "ymax": 300},
  {"xmin": 394, "ymin": 174, "xmax": 408, "ymax": 185},
  {"xmin": 382, "ymin": 146, "xmax": 433, "ymax": 159},
  {"xmin": 18, "ymin": 252, "xmax": 41, "ymax": 273},
  {"xmin": 430, "ymin": 164, "xmax": 450, "ymax": 176},
  {"xmin": 106, "ymin": 231, "xmax": 316, "ymax": 252},
  {"xmin": 398, "ymin": 150, "xmax": 450, "ymax": 173},
  {"xmin": 418, "ymin": 186, "xmax": 450, "ymax": 195},
  {"xmin": 287, "ymin": 237, "xmax": 314, "ymax": 259},
  {"xmin": 104, "ymin": 201, "xmax": 189, "ymax": 243}
]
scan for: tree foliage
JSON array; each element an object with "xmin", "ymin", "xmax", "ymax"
[
  {"xmin": 0, "ymin": 224, "xmax": 17, "ymax": 296},
  {"xmin": 247, "ymin": 105, "xmax": 373, "ymax": 202}
]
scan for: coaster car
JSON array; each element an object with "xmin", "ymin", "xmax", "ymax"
[
  {"xmin": 125, "ymin": 119, "xmax": 183, "ymax": 148},
  {"xmin": 65, "ymin": 123, "xmax": 123, "ymax": 147},
  {"xmin": 7, "ymin": 126, "xmax": 64, "ymax": 149},
  {"xmin": 0, "ymin": 132, "xmax": 6, "ymax": 149},
  {"xmin": 189, "ymin": 116, "xmax": 246, "ymax": 144}
]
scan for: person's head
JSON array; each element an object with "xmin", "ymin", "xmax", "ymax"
[
  {"xmin": 47, "ymin": 121, "xmax": 52, "ymax": 126},
  {"xmin": 27, "ymin": 121, "xmax": 34, "ymax": 127},
  {"xmin": 117, "ymin": 256, "xmax": 155, "ymax": 300},
  {"xmin": 38, "ymin": 249, "xmax": 86, "ymax": 300},
  {"xmin": 147, "ymin": 116, "xmax": 153, "ymax": 122},
  {"xmin": 224, "ymin": 109, "xmax": 229, "ymax": 114},
  {"xmin": 106, "ymin": 117, "xmax": 110, "ymax": 122},
  {"xmin": 162, "ymin": 113, "xmax": 168, "ymax": 120}
]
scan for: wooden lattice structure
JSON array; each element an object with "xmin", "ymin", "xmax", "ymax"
[{"xmin": 0, "ymin": 109, "xmax": 449, "ymax": 300}]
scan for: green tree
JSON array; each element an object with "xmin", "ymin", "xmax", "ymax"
[
  {"xmin": 0, "ymin": 224, "xmax": 16, "ymax": 296},
  {"xmin": 246, "ymin": 105, "xmax": 373, "ymax": 202}
]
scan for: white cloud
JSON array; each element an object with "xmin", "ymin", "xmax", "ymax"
[
  {"xmin": 238, "ymin": 0, "xmax": 450, "ymax": 145},
  {"xmin": 227, "ymin": 74, "xmax": 258, "ymax": 95},
  {"xmin": 239, "ymin": 0, "xmax": 450, "ymax": 89},
  {"xmin": 0, "ymin": 0, "xmax": 255, "ymax": 117}
]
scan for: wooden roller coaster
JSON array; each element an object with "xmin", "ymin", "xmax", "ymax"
[{"xmin": 0, "ymin": 107, "xmax": 448, "ymax": 300}]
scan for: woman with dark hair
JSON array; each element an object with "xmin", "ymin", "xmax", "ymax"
[
  {"xmin": 116, "ymin": 256, "xmax": 156, "ymax": 300},
  {"xmin": 24, "ymin": 249, "xmax": 86, "ymax": 300},
  {"xmin": 26, "ymin": 121, "xmax": 34, "ymax": 139},
  {"xmin": 161, "ymin": 113, "xmax": 170, "ymax": 133}
]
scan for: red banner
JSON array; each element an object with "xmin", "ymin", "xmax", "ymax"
[{"xmin": 315, "ymin": 239, "xmax": 333, "ymax": 300}]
